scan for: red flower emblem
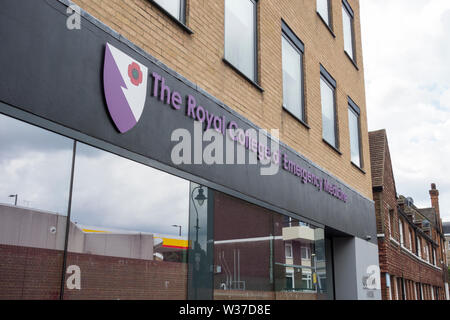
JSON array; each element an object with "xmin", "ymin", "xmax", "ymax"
[{"xmin": 128, "ymin": 62, "xmax": 143, "ymax": 86}]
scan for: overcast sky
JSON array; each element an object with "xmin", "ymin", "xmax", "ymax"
[{"xmin": 361, "ymin": 0, "xmax": 450, "ymax": 222}]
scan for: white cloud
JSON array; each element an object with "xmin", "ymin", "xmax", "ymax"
[{"xmin": 361, "ymin": 0, "xmax": 450, "ymax": 221}]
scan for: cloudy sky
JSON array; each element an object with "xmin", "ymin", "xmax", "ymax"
[{"xmin": 361, "ymin": 0, "xmax": 450, "ymax": 222}]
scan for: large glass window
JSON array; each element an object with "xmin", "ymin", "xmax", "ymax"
[
  {"xmin": 64, "ymin": 142, "xmax": 190, "ymax": 300},
  {"xmin": 224, "ymin": 0, "xmax": 257, "ymax": 81},
  {"xmin": 0, "ymin": 113, "xmax": 74, "ymax": 299},
  {"xmin": 320, "ymin": 68, "xmax": 338, "ymax": 149},
  {"xmin": 342, "ymin": 0, "xmax": 355, "ymax": 61},
  {"xmin": 317, "ymin": 0, "xmax": 331, "ymax": 27},
  {"xmin": 153, "ymin": 0, "xmax": 185, "ymax": 22},
  {"xmin": 282, "ymin": 23, "xmax": 304, "ymax": 122},
  {"xmin": 213, "ymin": 192, "xmax": 329, "ymax": 300},
  {"xmin": 348, "ymin": 99, "xmax": 362, "ymax": 168},
  {"xmin": 398, "ymin": 219, "xmax": 404, "ymax": 246}
]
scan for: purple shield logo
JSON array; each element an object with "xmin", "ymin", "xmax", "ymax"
[{"xmin": 103, "ymin": 43, "xmax": 148, "ymax": 133}]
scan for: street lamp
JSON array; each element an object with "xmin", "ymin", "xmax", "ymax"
[
  {"xmin": 190, "ymin": 185, "xmax": 208, "ymax": 300},
  {"xmin": 9, "ymin": 194, "xmax": 18, "ymax": 206},
  {"xmin": 191, "ymin": 185, "xmax": 207, "ymax": 245},
  {"xmin": 172, "ymin": 224, "xmax": 182, "ymax": 237}
]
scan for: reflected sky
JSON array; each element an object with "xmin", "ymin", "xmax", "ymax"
[
  {"xmin": 0, "ymin": 114, "xmax": 73, "ymax": 214},
  {"xmin": 71, "ymin": 142, "xmax": 190, "ymax": 237},
  {"xmin": 0, "ymin": 114, "xmax": 190, "ymax": 237}
]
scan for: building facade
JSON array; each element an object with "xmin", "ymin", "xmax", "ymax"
[
  {"xmin": 369, "ymin": 130, "xmax": 448, "ymax": 300},
  {"xmin": 444, "ymin": 222, "xmax": 450, "ymax": 268},
  {"xmin": 0, "ymin": 0, "xmax": 380, "ymax": 300}
]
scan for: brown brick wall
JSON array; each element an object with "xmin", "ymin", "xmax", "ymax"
[
  {"xmin": 70, "ymin": 0, "xmax": 373, "ymax": 200},
  {"xmin": 0, "ymin": 244, "xmax": 187, "ymax": 300},
  {"xmin": 371, "ymin": 135, "xmax": 446, "ymax": 300}
]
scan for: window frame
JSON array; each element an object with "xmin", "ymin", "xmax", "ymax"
[
  {"xmin": 301, "ymin": 246, "xmax": 311, "ymax": 260},
  {"xmin": 285, "ymin": 242, "xmax": 293, "ymax": 259},
  {"xmin": 320, "ymin": 64, "xmax": 340, "ymax": 152},
  {"xmin": 347, "ymin": 97, "xmax": 363, "ymax": 169},
  {"xmin": 342, "ymin": 0, "xmax": 357, "ymax": 65},
  {"xmin": 223, "ymin": 0, "xmax": 260, "ymax": 88},
  {"xmin": 317, "ymin": 0, "xmax": 334, "ymax": 34},
  {"xmin": 281, "ymin": 20, "xmax": 307, "ymax": 126},
  {"xmin": 398, "ymin": 219, "xmax": 404, "ymax": 246},
  {"xmin": 150, "ymin": 0, "xmax": 193, "ymax": 34}
]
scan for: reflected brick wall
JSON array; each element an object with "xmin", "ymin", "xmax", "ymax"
[{"xmin": 0, "ymin": 244, "xmax": 187, "ymax": 300}]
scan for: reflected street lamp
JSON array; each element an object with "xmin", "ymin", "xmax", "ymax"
[
  {"xmin": 172, "ymin": 224, "xmax": 182, "ymax": 237},
  {"xmin": 191, "ymin": 186, "xmax": 207, "ymax": 244},
  {"xmin": 9, "ymin": 194, "xmax": 18, "ymax": 206},
  {"xmin": 190, "ymin": 185, "xmax": 207, "ymax": 300}
]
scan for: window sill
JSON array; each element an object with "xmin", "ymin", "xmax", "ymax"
[
  {"xmin": 351, "ymin": 161, "xmax": 366, "ymax": 174},
  {"xmin": 148, "ymin": 0, "xmax": 194, "ymax": 35},
  {"xmin": 316, "ymin": 12, "xmax": 335, "ymax": 38},
  {"xmin": 344, "ymin": 51, "xmax": 359, "ymax": 70},
  {"xmin": 322, "ymin": 139, "xmax": 342, "ymax": 156},
  {"xmin": 282, "ymin": 107, "xmax": 310, "ymax": 130},
  {"xmin": 223, "ymin": 58, "xmax": 264, "ymax": 93},
  {"xmin": 390, "ymin": 237, "xmax": 400, "ymax": 246}
]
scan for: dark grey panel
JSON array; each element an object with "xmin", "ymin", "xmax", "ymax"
[{"xmin": 0, "ymin": 0, "xmax": 376, "ymax": 243}]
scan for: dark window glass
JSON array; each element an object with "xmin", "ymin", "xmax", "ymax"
[
  {"xmin": 348, "ymin": 107, "xmax": 361, "ymax": 167},
  {"xmin": 0, "ymin": 113, "xmax": 74, "ymax": 299},
  {"xmin": 342, "ymin": 2, "xmax": 355, "ymax": 61},
  {"xmin": 317, "ymin": 0, "xmax": 331, "ymax": 26},
  {"xmin": 224, "ymin": 0, "xmax": 257, "ymax": 81},
  {"xmin": 320, "ymin": 77, "xmax": 337, "ymax": 148},
  {"xmin": 213, "ymin": 192, "xmax": 329, "ymax": 300},
  {"xmin": 64, "ymin": 142, "xmax": 190, "ymax": 300},
  {"xmin": 282, "ymin": 34, "xmax": 304, "ymax": 121}
]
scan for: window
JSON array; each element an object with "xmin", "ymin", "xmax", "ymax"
[
  {"xmin": 282, "ymin": 21, "xmax": 305, "ymax": 122},
  {"xmin": 424, "ymin": 244, "xmax": 430, "ymax": 262},
  {"xmin": 213, "ymin": 192, "xmax": 329, "ymax": 299},
  {"xmin": 433, "ymin": 248, "xmax": 437, "ymax": 265},
  {"xmin": 409, "ymin": 229, "xmax": 414, "ymax": 251},
  {"xmin": 320, "ymin": 65, "xmax": 338, "ymax": 149},
  {"xmin": 0, "ymin": 114, "xmax": 74, "ymax": 299},
  {"xmin": 286, "ymin": 271, "xmax": 294, "ymax": 290},
  {"xmin": 301, "ymin": 246, "xmax": 311, "ymax": 260},
  {"xmin": 348, "ymin": 97, "xmax": 362, "ymax": 168},
  {"xmin": 417, "ymin": 236, "xmax": 422, "ymax": 257},
  {"xmin": 389, "ymin": 210, "xmax": 395, "ymax": 238},
  {"xmin": 398, "ymin": 219, "xmax": 404, "ymax": 246},
  {"xmin": 342, "ymin": 0, "xmax": 355, "ymax": 62},
  {"xmin": 317, "ymin": 0, "xmax": 331, "ymax": 27},
  {"xmin": 153, "ymin": 0, "xmax": 185, "ymax": 22},
  {"xmin": 224, "ymin": 0, "xmax": 257, "ymax": 82},
  {"xmin": 285, "ymin": 242, "xmax": 293, "ymax": 258}
]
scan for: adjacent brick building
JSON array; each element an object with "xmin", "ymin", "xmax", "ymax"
[{"xmin": 369, "ymin": 129, "xmax": 448, "ymax": 300}]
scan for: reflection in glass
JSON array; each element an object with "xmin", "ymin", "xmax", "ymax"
[
  {"xmin": 0, "ymin": 114, "xmax": 74, "ymax": 299},
  {"xmin": 282, "ymin": 36, "xmax": 303, "ymax": 121},
  {"xmin": 214, "ymin": 192, "xmax": 273, "ymax": 299},
  {"xmin": 154, "ymin": 0, "xmax": 182, "ymax": 20},
  {"xmin": 321, "ymin": 78, "xmax": 336, "ymax": 147},
  {"xmin": 213, "ymin": 192, "xmax": 329, "ymax": 300},
  {"xmin": 188, "ymin": 183, "xmax": 214, "ymax": 300},
  {"xmin": 274, "ymin": 217, "xmax": 327, "ymax": 299},
  {"xmin": 342, "ymin": 5, "xmax": 354, "ymax": 60},
  {"xmin": 65, "ymin": 142, "xmax": 190, "ymax": 300},
  {"xmin": 348, "ymin": 108, "xmax": 361, "ymax": 167},
  {"xmin": 225, "ymin": 0, "xmax": 256, "ymax": 81},
  {"xmin": 317, "ymin": 0, "xmax": 330, "ymax": 26}
]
